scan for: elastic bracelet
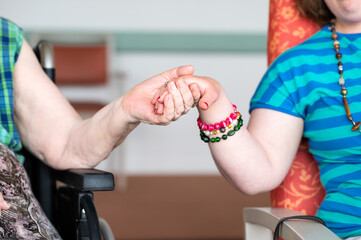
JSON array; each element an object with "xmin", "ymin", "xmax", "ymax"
[{"xmin": 197, "ymin": 104, "xmax": 243, "ymax": 143}]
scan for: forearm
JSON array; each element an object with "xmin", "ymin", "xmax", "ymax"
[
  {"xmin": 45, "ymin": 97, "xmax": 139, "ymax": 169},
  {"xmin": 209, "ymin": 128, "xmax": 279, "ymax": 194}
]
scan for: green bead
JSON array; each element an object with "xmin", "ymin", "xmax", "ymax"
[
  {"xmin": 215, "ymin": 137, "xmax": 220, "ymax": 142},
  {"xmin": 227, "ymin": 130, "xmax": 235, "ymax": 136},
  {"xmin": 201, "ymin": 135, "xmax": 210, "ymax": 142},
  {"xmin": 210, "ymin": 138, "xmax": 215, "ymax": 143},
  {"xmin": 234, "ymin": 126, "xmax": 240, "ymax": 131},
  {"xmin": 222, "ymin": 134, "xmax": 228, "ymax": 140}
]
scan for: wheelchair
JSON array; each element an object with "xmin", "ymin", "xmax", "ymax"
[{"xmin": 21, "ymin": 40, "xmax": 115, "ymax": 240}]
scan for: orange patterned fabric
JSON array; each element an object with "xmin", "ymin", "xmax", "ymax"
[
  {"xmin": 268, "ymin": 0, "xmax": 319, "ymax": 65},
  {"xmin": 271, "ymin": 140, "xmax": 326, "ymax": 215},
  {"xmin": 268, "ymin": 0, "xmax": 325, "ymax": 215}
]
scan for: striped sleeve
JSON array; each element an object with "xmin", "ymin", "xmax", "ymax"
[
  {"xmin": 249, "ymin": 26, "xmax": 337, "ymax": 120},
  {"xmin": 249, "ymin": 55, "xmax": 305, "ymax": 119}
]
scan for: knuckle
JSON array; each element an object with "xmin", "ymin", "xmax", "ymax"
[
  {"xmin": 184, "ymin": 105, "xmax": 191, "ymax": 112},
  {"xmin": 159, "ymin": 118, "xmax": 169, "ymax": 125},
  {"xmin": 163, "ymin": 114, "xmax": 173, "ymax": 123}
]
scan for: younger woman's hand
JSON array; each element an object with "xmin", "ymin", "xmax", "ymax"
[{"xmin": 154, "ymin": 75, "xmax": 223, "ymax": 114}]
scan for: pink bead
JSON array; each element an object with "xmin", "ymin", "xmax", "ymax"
[
  {"xmin": 220, "ymin": 121, "xmax": 227, "ymax": 128},
  {"xmin": 208, "ymin": 124, "xmax": 214, "ymax": 131},
  {"xmin": 202, "ymin": 124, "xmax": 208, "ymax": 131},
  {"xmin": 197, "ymin": 117, "xmax": 201, "ymax": 122},
  {"xmin": 197, "ymin": 121, "xmax": 203, "ymax": 128},
  {"xmin": 230, "ymin": 112, "xmax": 237, "ymax": 120},
  {"xmin": 214, "ymin": 123, "xmax": 221, "ymax": 130},
  {"xmin": 226, "ymin": 118, "xmax": 232, "ymax": 125},
  {"xmin": 232, "ymin": 104, "xmax": 237, "ymax": 111}
]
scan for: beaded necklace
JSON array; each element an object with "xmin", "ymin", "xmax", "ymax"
[{"xmin": 331, "ymin": 20, "xmax": 361, "ymax": 132}]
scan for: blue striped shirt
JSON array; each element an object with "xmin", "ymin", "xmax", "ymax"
[{"xmin": 250, "ymin": 25, "xmax": 361, "ymax": 238}]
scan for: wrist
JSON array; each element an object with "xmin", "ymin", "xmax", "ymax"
[
  {"xmin": 197, "ymin": 102, "xmax": 243, "ymax": 143},
  {"xmin": 117, "ymin": 96, "xmax": 141, "ymax": 125},
  {"xmin": 197, "ymin": 91, "xmax": 234, "ymax": 123}
]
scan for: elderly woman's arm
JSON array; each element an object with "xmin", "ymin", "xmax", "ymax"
[{"xmin": 13, "ymin": 39, "xmax": 197, "ymax": 170}]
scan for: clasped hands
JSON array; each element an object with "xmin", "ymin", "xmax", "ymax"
[{"xmin": 121, "ymin": 65, "xmax": 221, "ymax": 126}]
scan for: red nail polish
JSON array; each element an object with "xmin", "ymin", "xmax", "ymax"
[
  {"xmin": 204, "ymin": 102, "xmax": 209, "ymax": 109},
  {"xmin": 157, "ymin": 96, "xmax": 160, "ymax": 100}
]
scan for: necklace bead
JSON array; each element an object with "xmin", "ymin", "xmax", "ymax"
[
  {"xmin": 339, "ymin": 76, "xmax": 345, "ymax": 85},
  {"xmin": 332, "ymin": 32, "xmax": 338, "ymax": 40},
  {"xmin": 336, "ymin": 52, "xmax": 342, "ymax": 60},
  {"xmin": 352, "ymin": 122, "xmax": 361, "ymax": 131},
  {"xmin": 341, "ymin": 88, "xmax": 348, "ymax": 96},
  {"xmin": 331, "ymin": 21, "xmax": 361, "ymax": 132}
]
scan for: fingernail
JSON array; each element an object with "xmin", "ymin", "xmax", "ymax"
[
  {"xmin": 157, "ymin": 96, "xmax": 160, "ymax": 100},
  {"xmin": 204, "ymin": 102, "xmax": 209, "ymax": 109}
]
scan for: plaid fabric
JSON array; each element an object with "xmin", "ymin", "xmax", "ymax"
[{"xmin": 0, "ymin": 17, "xmax": 24, "ymax": 163}]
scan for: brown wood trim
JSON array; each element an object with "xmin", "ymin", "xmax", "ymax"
[
  {"xmin": 94, "ymin": 175, "xmax": 270, "ymax": 240},
  {"xmin": 54, "ymin": 44, "xmax": 107, "ymax": 85},
  {"xmin": 71, "ymin": 102, "xmax": 105, "ymax": 112}
]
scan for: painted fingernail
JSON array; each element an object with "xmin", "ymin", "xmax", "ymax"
[{"xmin": 204, "ymin": 102, "xmax": 209, "ymax": 109}]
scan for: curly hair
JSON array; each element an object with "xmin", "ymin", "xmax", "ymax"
[{"xmin": 295, "ymin": 0, "xmax": 335, "ymax": 26}]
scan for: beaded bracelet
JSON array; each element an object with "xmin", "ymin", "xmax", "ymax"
[{"xmin": 197, "ymin": 104, "xmax": 243, "ymax": 143}]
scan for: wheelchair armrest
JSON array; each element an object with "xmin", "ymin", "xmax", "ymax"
[
  {"xmin": 243, "ymin": 207, "xmax": 341, "ymax": 240},
  {"xmin": 54, "ymin": 168, "xmax": 115, "ymax": 191}
]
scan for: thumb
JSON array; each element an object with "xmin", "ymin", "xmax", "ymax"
[
  {"xmin": 176, "ymin": 65, "xmax": 194, "ymax": 76},
  {"xmin": 161, "ymin": 65, "xmax": 194, "ymax": 81},
  {"xmin": 181, "ymin": 75, "xmax": 221, "ymax": 110},
  {"xmin": 198, "ymin": 86, "xmax": 219, "ymax": 110}
]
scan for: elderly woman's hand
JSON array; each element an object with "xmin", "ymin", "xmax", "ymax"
[
  {"xmin": 120, "ymin": 65, "xmax": 199, "ymax": 125},
  {"xmin": 153, "ymin": 75, "xmax": 223, "ymax": 114}
]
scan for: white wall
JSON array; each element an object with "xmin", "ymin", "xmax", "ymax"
[
  {"xmin": 0, "ymin": 0, "xmax": 268, "ymax": 33},
  {"xmin": 0, "ymin": 0, "xmax": 269, "ymax": 175}
]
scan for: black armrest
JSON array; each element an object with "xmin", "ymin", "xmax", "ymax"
[{"xmin": 54, "ymin": 168, "xmax": 114, "ymax": 191}]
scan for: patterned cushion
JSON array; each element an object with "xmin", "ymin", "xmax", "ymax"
[{"xmin": 267, "ymin": 0, "xmax": 325, "ymax": 215}]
